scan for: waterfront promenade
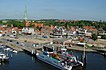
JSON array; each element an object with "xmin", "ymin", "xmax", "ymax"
[
  {"xmin": 0, "ymin": 36, "xmax": 50, "ymax": 54},
  {"xmin": 0, "ymin": 36, "xmax": 106, "ymax": 56}
]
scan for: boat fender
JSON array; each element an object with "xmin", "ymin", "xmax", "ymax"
[{"xmin": 36, "ymin": 53, "xmax": 39, "ymax": 55}]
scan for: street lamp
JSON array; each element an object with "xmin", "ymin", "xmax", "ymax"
[{"xmin": 83, "ymin": 37, "xmax": 89, "ymax": 66}]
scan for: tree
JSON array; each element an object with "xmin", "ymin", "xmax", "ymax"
[
  {"xmin": 65, "ymin": 22, "xmax": 68, "ymax": 29},
  {"xmin": 92, "ymin": 34, "xmax": 97, "ymax": 41},
  {"xmin": 101, "ymin": 35, "xmax": 106, "ymax": 39},
  {"xmin": 29, "ymin": 23, "xmax": 33, "ymax": 27}
]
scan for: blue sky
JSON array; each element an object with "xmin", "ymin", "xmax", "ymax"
[{"xmin": 0, "ymin": 0, "xmax": 106, "ymax": 21}]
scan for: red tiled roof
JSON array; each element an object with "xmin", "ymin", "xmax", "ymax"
[
  {"xmin": 83, "ymin": 26, "xmax": 97, "ymax": 31},
  {"xmin": 0, "ymin": 26, "xmax": 5, "ymax": 31},
  {"xmin": 12, "ymin": 27, "xmax": 18, "ymax": 30},
  {"xmin": 34, "ymin": 23, "xmax": 44, "ymax": 27}
]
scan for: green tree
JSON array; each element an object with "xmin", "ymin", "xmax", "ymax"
[
  {"xmin": 92, "ymin": 34, "xmax": 97, "ymax": 41},
  {"xmin": 101, "ymin": 35, "xmax": 106, "ymax": 39},
  {"xmin": 65, "ymin": 22, "xmax": 68, "ymax": 29}
]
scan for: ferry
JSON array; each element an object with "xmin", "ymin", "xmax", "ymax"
[{"xmin": 36, "ymin": 46, "xmax": 83, "ymax": 70}]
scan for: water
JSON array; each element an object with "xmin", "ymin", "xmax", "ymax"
[
  {"xmin": 0, "ymin": 50, "xmax": 106, "ymax": 70},
  {"xmin": 72, "ymin": 51, "xmax": 106, "ymax": 70},
  {"xmin": 0, "ymin": 52, "xmax": 58, "ymax": 70}
]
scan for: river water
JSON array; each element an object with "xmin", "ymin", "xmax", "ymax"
[{"xmin": 0, "ymin": 50, "xmax": 106, "ymax": 70}]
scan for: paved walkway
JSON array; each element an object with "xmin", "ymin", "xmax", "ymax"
[{"xmin": 0, "ymin": 37, "xmax": 44, "ymax": 53}]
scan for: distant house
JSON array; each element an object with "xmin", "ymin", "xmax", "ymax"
[
  {"xmin": 41, "ymin": 26, "xmax": 51, "ymax": 35},
  {"xmin": 98, "ymin": 28, "xmax": 105, "ymax": 35},
  {"xmin": 85, "ymin": 32, "xmax": 92, "ymax": 37},
  {"xmin": 0, "ymin": 24, "xmax": 7, "ymax": 28},
  {"xmin": 11, "ymin": 27, "xmax": 19, "ymax": 34},
  {"xmin": 22, "ymin": 27, "xmax": 35, "ymax": 35},
  {"xmin": 85, "ymin": 30, "xmax": 92, "ymax": 37},
  {"xmin": 0, "ymin": 26, "xmax": 5, "ymax": 33},
  {"xmin": 59, "ymin": 19, "xmax": 66, "ymax": 22},
  {"xmin": 34, "ymin": 23, "xmax": 44, "ymax": 27},
  {"xmin": 2, "ymin": 20, "xmax": 8, "ymax": 23},
  {"xmin": 70, "ymin": 27, "xmax": 80, "ymax": 36},
  {"xmin": 31, "ymin": 23, "xmax": 44, "ymax": 34},
  {"xmin": 53, "ymin": 26, "xmax": 66, "ymax": 36},
  {"xmin": 18, "ymin": 28, "xmax": 22, "ymax": 34},
  {"xmin": 83, "ymin": 26, "xmax": 97, "ymax": 35}
]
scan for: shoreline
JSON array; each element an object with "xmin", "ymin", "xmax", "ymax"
[{"xmin": 0, "ymin": 37, "xmax": 106, "ymax": 56}]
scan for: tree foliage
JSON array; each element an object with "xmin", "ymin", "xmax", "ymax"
[
  {"xmin": 0, "ymin": 20, "xmax": 25, "ymax": 28},
  {"xmin": 0, "ymin": 19, "xmax": 106, "ymax": 31},
  {"xmin": 101, "ymin": 35, "xmax": 106, "ymax": 39},
  {"xmin": 92, "ymin": 34, "xmax": 98, "ymax": 41}
]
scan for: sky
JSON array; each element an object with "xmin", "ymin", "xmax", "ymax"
[{"xmin": 0, "ymin": 0, "xmax": 106, "ymax": 21}]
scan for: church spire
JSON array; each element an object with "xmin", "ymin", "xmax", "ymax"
[
  {"xmin": 24, "ymin": 5, "xmax": 28, "ymax": 21},
  {"xmin": 24, "ymin": 5, "xmax": 30, "ymax": 27}
]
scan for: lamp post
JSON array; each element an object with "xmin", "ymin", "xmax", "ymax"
[{"xmin": 83, "ymin": 37, "xmax": 89, "ymax": 67}]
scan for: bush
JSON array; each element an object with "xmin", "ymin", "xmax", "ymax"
[
  {"xmin": 24, "ymin": 40, "xmax": 27, "ymax": 42},
  {"xmin": 101, "ymin": 35, "xmax": 106, "ymax": 39}
]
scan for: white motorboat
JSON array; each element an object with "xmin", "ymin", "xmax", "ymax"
[
  {"xmin": 12, "ymin": 50, "xmax": 18, "ymax": 53},
  {"xmin": 0, "ymin": 52, "xmax": 9, "ymax": 62},
  {"xmin": 4, "ymin": 48, "xmax": 11, "ymax": 51}
]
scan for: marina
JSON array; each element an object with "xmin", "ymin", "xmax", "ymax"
[
  {"xmin": 0, "ymin": 0, "xmax": 106, "ymax": 70},
  {"xmin": 0, "ymin": 48, "xmax": 106, "ymax": 70},
  {"xmin": 0, "ymin": 38, "xmax": 106, "ymax": 70}
]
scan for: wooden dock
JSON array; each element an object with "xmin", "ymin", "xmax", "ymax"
[
  {"xmin": 21, "ymin": 46, "xmax": 42, "ymax": 56},
  {"xmin": 0, "ymin": 42, "xmax": 23, "ymax": 51}
]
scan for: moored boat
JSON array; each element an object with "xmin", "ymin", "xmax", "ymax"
[
  {"xmin": 13, "ymin": 50, "xmax": 18, "ymax": 53},
  {"xmin": 0, "ymin": 52, "xmax": 9, "ymax": 62},
  {"xmin": 36, "ymin": 46, "xmax": 83, "ymax": 70}
]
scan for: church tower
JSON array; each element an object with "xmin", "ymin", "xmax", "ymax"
[{"xmin": 24, "ymin": 5, "xmax": 30, "ymax": 27}]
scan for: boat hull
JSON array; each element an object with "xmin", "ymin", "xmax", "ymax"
[
  {"xmin": 36, "ymin": 53, "xmax": 67, "ymax": 70},
  {"xmin": 36, "ymin": 53, "xmax": 83, "ymax": 70},
  {"xmin": 0, "ymin": 58, "xmax": 9, "ymax": 63}
]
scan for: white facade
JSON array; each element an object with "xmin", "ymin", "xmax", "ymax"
[{"xmin": 22, "ymin": 27, "xmax": 35, "ymax": 34}]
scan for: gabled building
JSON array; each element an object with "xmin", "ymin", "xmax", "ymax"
[
  {"xmin": 22, "ymin": 27, "xmax": 35, "ymax": 35},
  {"xmin": 11, "ymin": 27, "xmax": 19, "ymax": 34},
  {"xmin": 53, "ymin": 26, "xmax": 66, "ymax": 36},
  {"xmin": 98, "ymin": 28, "xmax": 105, "ymax": 35},
  {"xmin": 83, "ymin": 26, "xmax": 97, "ymax": 35},
  {"xmin": 0, "ymin": 26, "xmax": 5, "ymax": 33}
]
